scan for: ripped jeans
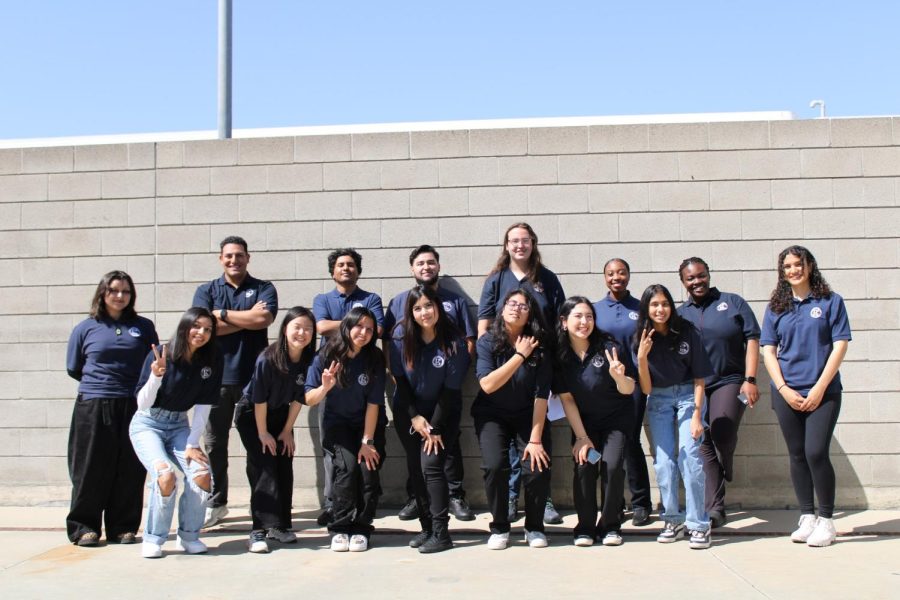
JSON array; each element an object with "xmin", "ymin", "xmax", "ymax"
[{"xmin": 129, "ymin": 409, "xmax": 211, "ymax": 545}]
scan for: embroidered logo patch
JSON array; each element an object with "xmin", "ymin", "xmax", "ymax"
[
  {"xmin": 628, "ymin": 311, "xmax": 638, "ymax": 321},
  {"xmin": 128, "ymin": 326, "xmax": 142, "ymax": 337},
  {"xmin": 716, "ymin": 302, "xmax": 728, "ymax": 312},
  {"xmin": 678, "ymin": 342, "xmax": 690, "ymax": 355},
  {"xmin": 296, "ymin": 374, "xmax": 305, "ymax": 386},
  {"xmin": 432, "ymin": 355, "xmax": 445, "ymax": 368},
  {"xmin": 532, "ymin": 282, "xmax": 544, "ymax": 294},
  {"xmin": 358, "ymin": 373, "xmax": 369, "ymax": 386},
  {"xmin": 810, "ymin": 307, "xmax": 823, "ymax": 319},
  {"xmin": 591, "ymin": 354, "xmax": 605, "ymax": 368},
  {"xmin": 201, "ymin": 367, "xmax": 212, "ymax": 379},
  {"xmin": 442, "ymin": 301, "xmax": 453, "ymax": 312},
  {"xmin": 353, "ymin": 302, "xmax": 364, "ymax": 309},
  {"xmin": 245, "ymin": 289, "xmax": 255, "ymax": 298}
]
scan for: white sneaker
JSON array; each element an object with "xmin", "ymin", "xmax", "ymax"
[
  {"xmin": 348, "ymin": 534, "xmax": 368, "ymax": 552},
  {"xmin": 203, "ymin": 505, "xmax": 229, "ymax": 528},
  {"xmin": 602, "ymin": 531, "xmax": 624, "ymax": 546},
  {"xmin": 574, "ymin": 535, "xmax": 594, "ymax": 547},
  {"xmin": 524, "ymin": 529, "xmax": 548, "ymax": 548},
  {"xmin": 790, "ymin": 514, "xmax": 818, "ymax": 543},
  {"xmin": 487, "ymin": 532, "xmax": 509, "ymax": 550},
  {"xmin": 806, "ymin": 517, "xmax": 837, "ymax": 547},
  {"xmin": 175, "ymin": 536, "xmax": 208, "ymax": 554},
  {"xmin": 330, "ymin": 533, "xmax": 350, "ymax": 552},
  {"xmin": 248, "ymin": 530, "xmax": 269, "ymax": 554},
  {"xmin": 141, "ymin": 541, "xmax": 162, "ymax": 558}
]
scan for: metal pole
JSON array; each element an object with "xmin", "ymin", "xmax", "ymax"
[{"xmin": 218, "ymin": 0, "xmax": 232, "ymax": 139}]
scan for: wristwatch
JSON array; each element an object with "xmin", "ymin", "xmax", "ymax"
[
  {"xmin": 219, "ymin": 308, "xmax": 229, "ymax": 323},
  {"xmin": 744, "ymin": 376, "xmax": 757, "ymax": 385},
  {"xmin": 361, "ymin": 437, "xmax": 375, "ymax": 446}
]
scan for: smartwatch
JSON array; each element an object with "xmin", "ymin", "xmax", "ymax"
[
  {"xmin": 220, "ymin": 308, "xmax": 229, "ymax": 323},
  {"xmin": 744, "ymin": 376, "xmax": 757, "ymax": 385},
  {"xmin": 362, "ymin": 437, "xmax": 375, "ymax": 446}
]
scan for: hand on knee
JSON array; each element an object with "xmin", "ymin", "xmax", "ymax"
[{"xmin": 154, "ymin": 462, "xmax": 176, "ymax": 496}]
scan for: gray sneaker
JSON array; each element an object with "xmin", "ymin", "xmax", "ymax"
[
  {"xmin": 656, "ymin": 522, "xmax": 685, "ymax": 543},
  {"xmin": 267, "ymin": 527, "xmax": 297, "ymax": 544},
  {"xmin": 689, "ymin": 528, "xmax": 711, "ymax": 549}
]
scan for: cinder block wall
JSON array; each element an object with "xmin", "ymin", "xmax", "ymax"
[{"xmin": 1, "ymin": 117, "xmax": 897, "ymax": 509}]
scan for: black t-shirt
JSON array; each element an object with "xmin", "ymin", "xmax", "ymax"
[{"xmin": 473, "ymin": 332, "xmax": 552, "ymax": 420}]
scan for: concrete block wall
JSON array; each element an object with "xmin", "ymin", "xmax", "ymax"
[{"xmin": 1, "ymin": 117, "xmax": 898, "ymax": 509}]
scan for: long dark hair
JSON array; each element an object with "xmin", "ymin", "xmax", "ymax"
[
  {"xmin": 169, "ymin": 307, "xmax": 218, "ymax": 367},
  {"xmin": 401, "ymin": 285, "xmax": 460, "ymax": 370},
  {"xmin": 632, "ymin": 284, "xmax": 685, "ymax": 352},
  {"xmin": 264, "ymin": 306, "xmax": 316, "ymax": 375},
  {"xmin": 556, "ymin": 296, "xmax": 614, "ymax": 363},
  {"xmin": 322, "ymin": 306, "xmax": 384, "ymax": 388},
  {"xmin": 490, "ymin": 222, "xmax": 545, "ymax": 284},
  {"xmin": 489, "ymin": 288, "xmax": 547, "ymax": 355},
  {"xmin": 89, "ymin": 270, "xmax": 137, "ymax": 321},
  {"xmin": 768, "ymin": 245, "xmax": 832, "ymax": 314}
]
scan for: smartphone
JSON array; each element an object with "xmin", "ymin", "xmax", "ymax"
[
  {"xmin": 738, "ymin": 392, "xmax": 749, "ymax": 405},
  {"xmin": 587, "ymin": 448, "xmax": 602, "ymax": 464}
]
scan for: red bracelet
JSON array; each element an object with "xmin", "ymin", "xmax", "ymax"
[{"xmin": 528, "ymin": 440, "xmax": 542, "ymax": 445}]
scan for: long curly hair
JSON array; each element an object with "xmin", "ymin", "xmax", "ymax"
[
  {"xmin": 768, "ymin": 245, "xmax": 832, "ymax": 314},
  {"xmin": 489, "ymin": 288, "xmax": 548, "ymax": 355}
]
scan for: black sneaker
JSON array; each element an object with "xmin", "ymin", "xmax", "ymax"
[
  {"xmin": 419, "ymin": 532, "xmax": 453, "ymax": 554},
  {"xmin": 449, "ymin": 496, "xmax": 475, "ymax": 521},
  {"xmin": 709, "ymin": 509, "xmax": 727, "ymax": 529},
  {"xmin": 316, "ymin": 509, "xmax": 333, "ymax": 527},
  {"xmin": 631, "ymin": 506, "xmax": 652, "ymax": 527},
  {"xmin": 398, "ymin": 497, "xmax": 419, "ymax": 521},
  {"xmin": 507, "ymin": 498, "xmax": 519, "ymax": 522},
  {"xmin": 543, "ymin": 499, "xmax": 563, "ymax": 525},
  {"xmin": 409, "ymin": 530, "xmax": 431, "ymax": 549}
]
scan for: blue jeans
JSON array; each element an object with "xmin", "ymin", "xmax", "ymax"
[
  {"xmin": 647, "ymin": 384, "xmax": 709, "ymax": 532},
  {"xmin": 129, "ymin": 409, "xmax": 210, "ymax": 545}
]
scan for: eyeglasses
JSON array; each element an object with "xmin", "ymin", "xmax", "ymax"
[
  {"xmin": 106, "ymin": 289, "xmax": 132, "ymax": 297},
  {"xmin": 507, "ymin": 238, "xmax": 533, "ymax": 246},
  {"xmin": 505, "ymin": 300, "xmax": 530, "ymax": 312}
]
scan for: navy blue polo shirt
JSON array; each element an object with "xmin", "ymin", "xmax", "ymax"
[
  {"xmin": 641, "ymin": 324, "xmax": 714, "ymax": 389},
  {"xmin": 312, "ymin": 287, "xmax": 385, "ymax": 334},
  {"xmin": 192, "ymin": 274, "xmax": 278, "ymax": 386},
  {"xmin": 384, "ymin": 286, "xmax": 475, "ymax": 341},
  {"xmin": 67, "ymin": 316, "xmax": 159, "ymax": 399},
  {"xmin": 242, "ymin": 351, "xmax": 311, "ymax": 410},
  {"xmin": 389, "ymin": 334, "xmax": 470, "ymax": 416},
  {"xmin": 305, "ymin": 352, "xmax": 386, "ymax": 429},
  {"xmin": 678, "ymin": 288, "xmax": 761, "ymax": 390},
  {"xmin": 594, "ymin": 292, "xmax": 641, "ymax": 372},
  {"xmin": 760, "ymin": 293, "xmax": 851, "ymax": 396},
  {"xmin": 472, "ymin": 332, "xmax": 552, "ymax": 419},
  {"xmin": 477, "ymin": 267, "xmax": 565, "ymax": 330},
  {"xmin": 553, "ymin": 339, "xmax": 635, "ymax": 432},
  {"xmin": 135, "ymin": 351, "xmax": 224, "ymax": 412}
]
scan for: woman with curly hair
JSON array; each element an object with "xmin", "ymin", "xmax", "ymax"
[{"xmin": 761, "ymin": 246, "xmax": 851, "ymax": 547}]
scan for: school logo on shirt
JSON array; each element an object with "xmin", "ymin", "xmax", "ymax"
[
  {"xmin": 716, "ymin": 302, "xmax": 728, "ymax": 312},
  {"xmin": 591, "ymin": 354, "xmax": 605, "ymax": 368},
  {"xmin": 127, "ymin": 326, "xmax": 142, "ymax": 337},
  {"xmin": 432, "ymin": 355, "xmax": 445, "ymax": 368},
  {"xmin": 357, "ymin": 373, "xmax": 369, "ymax": 386},
  {"xmin": 245, "ymin": 289, "xmax": 255, "ymax": 298},
  {"xmin": 526, "ymin": 355, "xmax": 538, "ymax": 368},
  {"xmin": 678, "ymin": 342, "xmax": 690, "ymax": 355},
  {"xmin": 296, "ymin": 374, "xmax": 305, "ymax": 386},
  {"xmin": 532, "ymin": 282, "xmax": 544, "ymax": 294},
  {"xmin": 810, "ymin": 307, "xmax": 823, "ymax": 319},
  {"xmin": 201, "ymin": 367, "xmax": 213, "ymax": 379},
  {"xmin": 628, "ymin": 311, "xmax": 638, "ymax": 321},
  {"xmin": 353, "ymin": 302, "xmax": 364, "ymax": 309},
  {"xmin": 442, "ymin": 301, "xmax": 453, "ymax": 313}
]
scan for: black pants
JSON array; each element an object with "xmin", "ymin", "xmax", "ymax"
[
  {"xmin": 317, "ymin": 403, "xmax": 333, "ymax": 510},
  {"xmin": 66, "ymin": 396, "xmax": 146, "ymax": 542},
  {"xmin": 574, "ymin": 428, "xmax": 626, "ymax": 538},
  {"xmin": 475, "ymin": 413, "xmax": 551, "ymax": 534},
  {"xmin": 205, "ymin": 384, "xmax": 241, "ymax": 508},
  {"xmin": 622, "ymin": 390, "xmax": 652, "ymax": 511},
  {"xmin": 324, "ymin": 423, "xmax": 386, "ymax": 538},
  {"xmin": 395, "ymin": 407, "xmax": 461, "ymax": 531},
  {"xmin": 700, "ymin": 383, "xmax": 746, "ymax": 513},
  {"xmin": 772, "ymin": 392, "xmax": 841, "ymax": 518},
  {"xmin": 234, "ymin": 400, "xmax": 293, "ymax": 531},
  {"xmin": 404, "ymin": 428, "xmax": 466, "ymax": 500}
]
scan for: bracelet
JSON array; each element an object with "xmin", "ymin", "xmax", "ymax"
[
  {"xmin": 575, "ymin": 436, "xmax": 589, "ymax": 442},
  {"xmin": 515, "ymin": 351, "xmax": 527, "ymax": 361},
  {"xmin": 528, "ymin": 440, "xmax": 542, "ymax": 445},
  {"xmin": 777, "ymin": 383, "xmax": 787, "ymax": 391}
]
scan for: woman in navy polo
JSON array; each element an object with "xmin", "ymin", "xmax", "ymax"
[
  {"xmin": 390, "ymin": 286, "xmax": 470, "ymax": 553},
  {"xmin": 761, "ymin": 246, "xmax": 851, "ymax": 548},
  {"xmin": 129, "ymin": 307, "xmax": 223, "ymax": 558},
  {"xmin": 677, "ymin": 257, "xmax": 760, "ymax": 528},
  {"xmin": 477, "ymin": 222, "xmax": 565, "ymax": 525},
  {"xmin": 593, "ymin": 258, "xmax": 653, "ymax": 527},
  {"xmin": 634, "ymin": 284, "xmax": 713, "ymax": 549},
  {"xmin": 235, "ymin": 306, "xmax": 316, "ymax": 553},
  {"xmin": 65, "ymin": 271, "xmax": 159, "ymax": 547},
  {"xmin": 555, "ymin": 296, "xmax": 636, "ymax": 547},
  {"xmin": 305, "ymin": 306, "xmax": 385, "ymax": 553},
  {"xmin": 474, "ymin": 289, "xmax": 552, "ymax": 550}
]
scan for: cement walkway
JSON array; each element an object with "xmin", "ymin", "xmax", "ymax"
[{"xmin": 0, "ymin": 506, "xmax": 897, "ymax": 599}]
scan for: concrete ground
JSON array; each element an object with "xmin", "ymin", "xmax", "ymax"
[{"xmin": 0, "ymin": 506, "xmax": 897, "ymax": 600}]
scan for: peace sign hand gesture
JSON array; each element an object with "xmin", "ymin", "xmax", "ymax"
[
  {"xmin": 636, "ymin": 328, "xmax": 654, "ymax": 361},
  {"xmin": 150, "ymin": 344, "xmax": 167, "ymax": 377},
  {"xmin": 321, "ymin": 361, "xmax": 341, "ymax": 393},
  {"xmin": 605, "ymin": 346, "xmax": 626, "ymax": 380}
]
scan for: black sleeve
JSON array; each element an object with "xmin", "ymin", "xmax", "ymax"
[
  {"xmin": 394, "ymin": 375, "xmax": 418, "ymax": 420},
  {"xmin": 430, "ymin": 387, "xmax": 461, "ymax": 435}
]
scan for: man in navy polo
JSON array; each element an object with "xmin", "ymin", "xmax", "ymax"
[
  {"xmin": 192, "ymin": 236, "xmax": 278, "ymax": 527},
  {"xmin": 312, "ymin": 248, "xmax": 384, "ymax": 525},
  {"xmin": 383, "ymin": 244, "xmax": 477, "ymax": 522}
]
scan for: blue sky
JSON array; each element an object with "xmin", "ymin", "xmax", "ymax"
[{"xmin": 1, "ymin": 1, "xmax": 896, "ymax": 139}]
